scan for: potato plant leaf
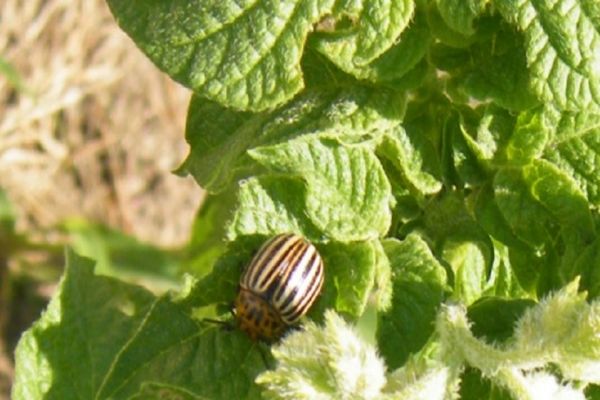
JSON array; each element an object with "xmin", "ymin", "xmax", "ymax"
[
  {"xmin": 181, "ymin": 86, "xmax": 404, "ymax": 193},
  {"xmin": 106, "ymin": 0, "xmax": 336, "ymax": 111},
  {"xmin": 314, "ymin": 0, "xmax": 414, "ymax": 67},
  {"xmin": 12, "ymin": 251, "xmax": 267, "ymax": 400},
  {"xmin": 248, "ymin": 136, "xmax": 394, "ymax": 241},
  {"xmin": 436, "ymin": 0, "xmax": 488, "ymax": 36},
  {"xmin": 377, "ymin": 235, "xmax": 448, "ymax": 369},
  {"xmin": 20, "ymin": 0, "xmax": 600, "ymax": 398},
  {"xmin": 543, "ymin": 111, "xmax": 600, "ymax": 206},
  {"xmin": 495, "ymin": 0, "xmax": 600, "ymax": 112}
]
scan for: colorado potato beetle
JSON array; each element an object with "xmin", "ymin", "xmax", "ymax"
[{"xmin": 234, "ymin": 233, "xmax": 324, "ymax": 341}]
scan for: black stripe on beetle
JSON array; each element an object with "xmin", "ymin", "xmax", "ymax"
[{"xmin": 234, "ymin": 233, "xmax": 324, "ymax": 341}]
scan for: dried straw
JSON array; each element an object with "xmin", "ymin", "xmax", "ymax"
[{"xmin": 0, "ymin": 0, "xmax": 202, "ymax": 247}]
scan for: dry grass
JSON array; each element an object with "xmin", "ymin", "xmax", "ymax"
[
  {"xmin": 0, "ymin": 0, "xmax": 202, "ymax": 246},
  {"xmin": 0, "ymin": 0, "xmax": 204, "ymax": 397}
]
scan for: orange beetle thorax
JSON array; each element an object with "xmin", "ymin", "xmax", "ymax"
[{"xmin": 234, "ymin": 287, "xmax": 286, "ymax": 341}]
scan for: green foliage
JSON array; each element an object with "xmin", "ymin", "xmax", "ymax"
[
  {"xmin": 63, "ymin": 219, "xmax": 182, "ymax": 289},
  {"xmin": 13, "ymin": 251, "xmax": 268, "ymax": 400},
  {"xmin": 377, "ymin": 235, "xmax": 448, "ymax": 369},
  {"xmin": 436, "ymin": 0, "xmax": 488, "ymax": 36},
  {"xmin": 12, "ymin": 0, "xmax": 600, "ymax": 398},
  {"xmin": 248, "ymin": 136, "xmax": 394, "ymax": 241},
  {"xmin": 106, "ymin": 0, "xmax": 336, "ymax": 111},
  {"xmin": 257, "ymin": 311, "xmax": 387, "ymax": 399},
  {"xmin": 437, "ymin": 280, "xmax": 600, "ymax": 398},
  {"xmin": 495, "ymin": 0, "xmax": 600, "ymax": 112}
]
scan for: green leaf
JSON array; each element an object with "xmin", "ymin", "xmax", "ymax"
[
  {"xmin": 106, "ymin": 0, "xmax": 336, "ymax": 111},
  {"xmin": 378, "ymin": 126, "xmax": 443, "ymax": 198},
  {"xmin": 178, "ymin": 236, "xmax": 264, "ymax": 312},
  {"xmin": 179, "ymin": 96, "xmax": 257, "ymax": 193},
  {"xmin": 257, "ymin": 311, "xmax": 387, "ymax": 399},
  {"xmin": 585, "ymin": 384, "xmax": 600, "ymax": 399},
  {"xmin": 505, "ymin": 108, "xmax": 549, "ymax": 163},
  {"xmin": 249, "ymin": 137, "xmax": 394, "ymax": 241},
  {"xmin": 414, "ymin": 190, "xmax": 495, "ymax": 304},
  {"xmin": 546, "ymin": 226, "xmax": 598, "ymax": 292},
  {"xmin": 543, "ymin": 111, "xmax": 600, "ymax": 206},
  {"xmin": 31, "ymin": 1, "xmax": 600, "ymax": 397},
  {"xmin": 312, "ymin": 0, "xmax": 414, "ymax": 68},
  {"xmin": 63, "ymin": 219, "xmax": 181, "ymax": 290},
  {"xmin": 493, "ymin": 159, "xmax": 595, "ymax": 248},
  {"xmin": 312, "ymin": 240, "xmax": 378, "ymax": 319},
  {"xmin": 508, "ymin": 246, "xmax": 550, "ymax": 296},
  {"xmin": 389, "ymin": 58, "xmax": 432, "ymax": 92},
  {"xmin": 226, "ymin": 176, "xmax": 322, "ymax": 241},
  {"xmin": 365, "ymin": 11, "xmax": 431, "ymax": 84},
  {"xmin": 438, "ymin": 307, "xmax": 586, "ymax": 399},
  {"xmin": 96, "ymin": 319, "xmax": 265, "ymax": 400},
  {"xmin": 184, "ymin": 190, "xmax": 237, "ymax": 276},
  {"xmin": 426, "ymin": 5, "xmax": 475, "ymax": 48},
  {"xmin": 12, "ymin": 250, "xmax": 155, "ymax": 399},
  {"xmin": 130, "ymin": 383, "xmax": 207, "ymax": 400},
  {"xmin": 521, "ymin": 161, "xmax": 594, "ymax": 240},
  {"xmin": 311, "ymin": 9, "xmax": 431, "ymax": 84},
  {"xmin": 377, "ymin": 235, "xmax": 448, "ymax": 369},
  {"xmin": 467, "ymin": 297, "xmax": 536, "ymax": 343},
  {"xmin": 461, "ymin": 105, "xmax": 515, "ymax": 165},
  {"xmin": 482, "ymin": 240, "xmax": 530, "ymax": 298},
  {"xmin": 181, "ymin": 87, "xmax": 404, "ymax": 192},
  {"xmin": 431, "ymin": 17, "xmax": 540, "ymax": 111},
  {"xmin": 435, "ymin": 0, "xmax": 488, "ymax": 36},
  {"xmin": 449, "ymin": 113, "xmax": 490, "ymax": 185},
  {"xmin": 384, "ymin": 354, "xmax": 459, "ymax": 400},
  {"xmin": 379, "ymin": 156, "xmax": 422, "ymax": 231},
  {"xmin": 512, "ymin": 279, "xmax": 600, "ymax": 383},
  {"xmin": 459, "ymin": 368, "xmax": 512, "ymax": 400},
  {"xmin": 442, "ymin": 239, "xmax": 490, "ymax": 306},
  {"xmin": 372, "ymin": 239, "xmax": 393, "ymax": 310},
  {"xmin": 448, "ymin": 106, "xmax": 515, "ymax": 185},
  {"xmin": 421, "ymin": 190, "xmax": 485, "ymax": 243},
  {"xmin": 458, "ymin": 20, "xmax": 539, "ymax": 111},
  {"xmin": 569, "ymin": 237, "xmax": 600, "ymax": 299},
  {"xmin": 471, "ymin": 185, "xmax": 531, "ymax": 251},
  {"xmin": 495, "ymin": 0, "xmax": 600, "ymax": 112},
  {"xmin": 12, "ymin": 250, "xmax": 267, "ymax": 400},
  {"xmin": 438, "ymin": 280, "xmax": 600, "ymax": 390}
]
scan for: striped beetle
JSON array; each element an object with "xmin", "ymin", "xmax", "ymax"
[{"xmin": 234, "ymin": 233, "xmax": 324, "ymax": 341}]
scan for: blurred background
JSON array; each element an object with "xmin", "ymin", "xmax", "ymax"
[{"xmin": 0, "ymin": 0, "xmax": 204, "ymax": 397}]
